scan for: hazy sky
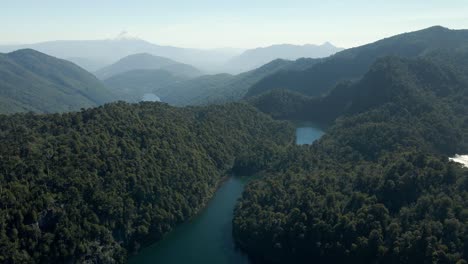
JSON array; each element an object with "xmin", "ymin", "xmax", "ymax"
[{"xmin": 2, "ymin": 0, "xmax": 468, "ymax": 49}]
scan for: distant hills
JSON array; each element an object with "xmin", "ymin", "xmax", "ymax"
[
  {"xmin": 103, "ymin": 69, "xmax": 188, "ymax": 102},
  {"xmin": 101, "ymin": 57, "xmax": 301, "ymax": 107},
  {"xmin": 95, "ymin": 53, "xmax": 202, "ymax": 80},
  {"xmin": 224, "ymin": 42, "xmax": 343, "ymax": 73},
  {"xmin": 245, "ymin": 26, "xmax": 468, "ymax": 98},
  {"xmin": 0, "ymin": 49, "xmax": 114, "ymax": 114},
  {"xmin": 157, "ymin": 58, "xmax": 308, "ymax": 106},
  {"xmin": 0, "ymin": 36, "xmax": 340, "ymax": 74},
  {"xmin": 3, "ymin": 26, "xmax": 468, "ymax": 114},
  {"xmin": 0, "ymin": 36, "xmax": 242, "ymax": 73},
  {"xmin": 156, "ymin": 26, "xmax": 468, "ymax": 107}
]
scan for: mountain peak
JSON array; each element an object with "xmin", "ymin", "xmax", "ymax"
[
  {"xmin": 425, "ymin": 25, "xmax": 449, "ymax": 31},
  {"xmin": 113, "ymin": 31, "xmax": 140, "ymax": 41},
  {"xmin": 321, "ymin": 41, "xmax": 335, "ymax": 47}
]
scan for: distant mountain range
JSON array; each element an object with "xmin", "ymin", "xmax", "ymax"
[
  {"xmin": 103, "ymin": 69, "xmax": 188, "ymax": 103},
  {"xmin": 0, "ymin": 35, "xmax": 340, "ymax": 74},
  {"xmin": 101, "ymin": 26, "xmax": 468, "ymax": 107},
  {"xmin": 100, "ymin": 56, "xmax": 318, "ymax": 107},
  {"xmin": 95, "ymin": 53, "xmax": 202, "ymax": 80},
  {"xmin": 0, "ymin": 49, "xmax": 114, "ymax": 114},
  {"xmin": 0, "ymin": 36, "xmax": 242, "ymax": 73},
  {"xmin": 155, "ymin": 58, "xmax": 310, "ymax": 106},
  {"xmin": 223, "ymin": 42, "xmax": 343, "ymax": 73},
  {"xmin": 245, "ymin": 26, "xmax": 468, "ymax": 98},
  {"xmin": 2, "ymin": 26, "xmax": 467, "ymax": 115}
]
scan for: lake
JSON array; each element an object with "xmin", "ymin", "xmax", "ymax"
[
  {"xmin": 129, "ymin": 177, "xmax": 251, "ymax": 264},
  {"xmin": 130, "ymin": 123, "xmax": 324, "ymax": 263},
  {"xmin": 295, "ymin": 122, "xmax": 325, "ymax": 145}
]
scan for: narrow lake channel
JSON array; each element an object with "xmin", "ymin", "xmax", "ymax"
[{"xmin": 130, "ymin": 123, "xmax": 324, "ymax": 263}]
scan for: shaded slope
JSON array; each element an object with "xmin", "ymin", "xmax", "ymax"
[
  {"xmin": 160, "ymin": 58, "xmax": 304, "ymax": 106},
  {"xmin": 0, "ymin": 49, "xmax": 114, "ymax": 114}
]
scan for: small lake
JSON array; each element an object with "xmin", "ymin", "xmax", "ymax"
[
  {"xmin": 295, "ymin": 122, "xmax": 325, "ymax": 145},
  {"xmin": 130, "ymin": 123, "xmax": 324, "ymax": 263}
]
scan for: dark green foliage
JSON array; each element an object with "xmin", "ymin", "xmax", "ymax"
[
  {"xmin": 0, "ymin": 49, "xmax": 115, "ymax": 114},
  {"xmin": 234, "ymin": 54, "xmax": 468, "ymax": 263},
  {"xmin": 246, "ymin": 26, "xmax": 468, "ymax": 98},
  {"xmin": 247, "ymin": 89, "xmax": 318, "ymax": 121},
  {"xmin": 0, "ymin": 102, "xmax": 294, "ymax": 263}
]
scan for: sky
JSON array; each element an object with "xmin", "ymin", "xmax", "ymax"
[{"xmin": 2, "ymin": 0, "xmax": 468, "ymax": 49}]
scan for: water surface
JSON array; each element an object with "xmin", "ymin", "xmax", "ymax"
[
  {"xmin": 295, "ymin": 122, "xmax": 325, "ymax": 145},
  {"xmin": 131, "ymin": 124, "xmax": 325, "ymax": 263},
  {"xmin": 130, "ymin": 177, "xmax": 250, "ymax": 264}
]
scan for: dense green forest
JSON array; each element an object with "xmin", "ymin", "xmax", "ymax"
[
  {"xmin": 0, "ymin": 102, "xmax": 293, "ymax": 263},
  {"xmin": 1, "ymin": 26, "xmax": 468, "ymax": 264},
  {"xmin": 233, "ymin": 54, "xmax": 468, "ymax": 263},
  {"xmin": 0, "ymin": 49, "xmax": 115, "ymax": 114}
]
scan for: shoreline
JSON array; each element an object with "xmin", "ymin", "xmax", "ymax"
[{"xmin": 129, "ymin": 174, "xmax": 233, "ymax": 258}]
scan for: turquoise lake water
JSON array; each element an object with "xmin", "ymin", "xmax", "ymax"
[{"xmin": 131, "ymin": 124, "xmax": 324, "ymax": 263}]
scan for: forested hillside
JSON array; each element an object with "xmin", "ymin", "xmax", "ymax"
[
  {"xmin": 0, "ymin": 102, "xmax": 294, "ymax": 263},
  {"xmin": 158, "ymin": 58, "xmax": 308, "ymax": 106},
  {"xmin": 0, "ymin": 49, "xmax": 115, "ymax": 114},
  {"xmin": 95, "ymin": 53, "xmax": 202, "ymax": 80},
  {"xmin": 234, "ymin": 54, "xmax": 468, "ymax": 263},
  {"xmin": 250, "ymin": 52, "xmax": 468, "ymax": 127},
  {"xmin": 246, "ymin": 26, "xmax": 468, "ymax": 98}
]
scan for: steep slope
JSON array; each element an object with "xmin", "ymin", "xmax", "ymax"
[
  {"xmin": 159, "ymin": 58, "xmax": 307, "ymax": 106},
  {"xmin": 0, "ymin": 49, "xmax": 115, "ymax": 114},
  {"xmin": 95, "ymin": 53, "xmax": 202, "ymax": 79},
  {"xmin": 103, "ymin": 69, "xmax": 188, "ymax": 102},
  {"xmin": 224, "ymin": 42, "xmax": 342, "ymax": 73},
  {"xmin": 251, "ymin": 51, "xmax": 468, "ymax": 128},
  {"xmin": 246, "ymin": 26, "xmax": 468, "ymax": 98},
  {"xmin": 235, "ymin": 53, "xmax": 468, "ymax": 264}
]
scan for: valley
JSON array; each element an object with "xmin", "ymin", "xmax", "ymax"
[
  {"xmin": 0, "ymin": 17, "xmax": 467, "ymax": 264},
  {"xmin": 130, "ymin": 125, "xmax": 324, "ymax": 264}
]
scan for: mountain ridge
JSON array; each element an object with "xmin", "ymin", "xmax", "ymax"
[
  {"xmin": 95, "ymin": 53, "xmax": 202, "ymax": 80},
  {"xmin": 223, "ymin": 42, "xmax": 342, "ymax": 73},
  {"xmin": 245, "ymin": 26, "xmax": 468, "ymax": 98},
  {"xmin": 0, "ymin": 49, "xmax": 115, "ymax": 114}
]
